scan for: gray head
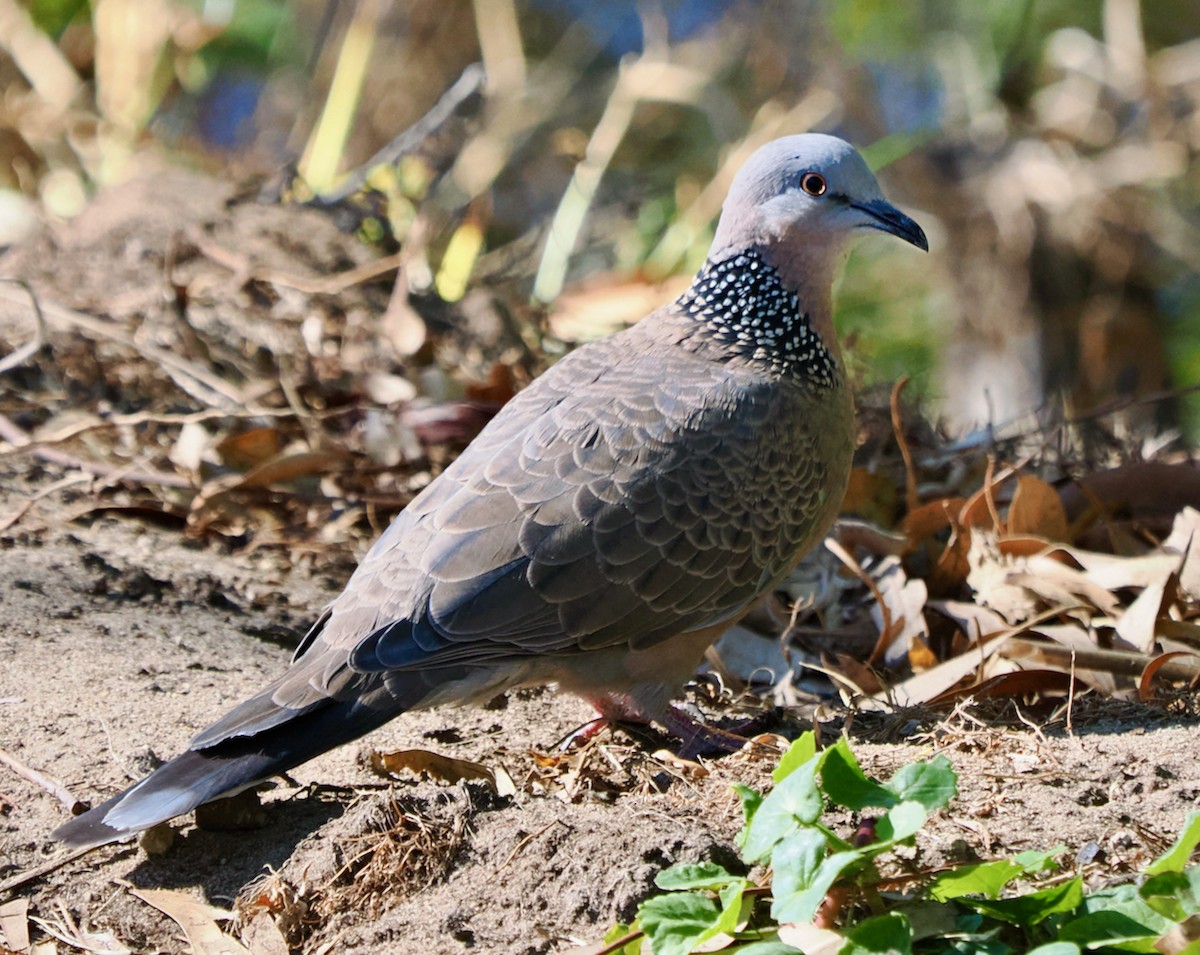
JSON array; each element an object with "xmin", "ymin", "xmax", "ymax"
[{"xmin": 711, "ymin": 134, "xmax": 927, "ymax": 257}]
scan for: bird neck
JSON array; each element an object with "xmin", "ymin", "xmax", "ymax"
[{"xmin": 675, "ymin": 246, "xmax": 840, "ymax": 387}]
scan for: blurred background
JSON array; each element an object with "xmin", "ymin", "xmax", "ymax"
[{"xmin": 1, "ymin": 0, "xmax": 1198, "ymax": 439}]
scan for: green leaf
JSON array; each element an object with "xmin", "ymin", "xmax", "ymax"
[
  {"xmin": 714, "ymin": 879, "xmax": 750, "ymax": 937},
  {"xmin": 927, "ymin": 848, "xmax": 1065, "ymax": 901},
  {"xmin": 741, "ymin": 750, "xmax": 828, "ymax": 864},
  {"xmin": 1146, "ymin": 812, "xmax": 1200, "ymax": 875},
  {"xmin": 770, "ymin": 829, "xmax": 864, "ymax": 924},
  {"xmin": 1025, "ymin": 945, "xmax": 1080, "ymax": 955},
  {"xmin": 928, "ymin": 860, "xmax": 1027, "ymax": 902},
  {"xmin": 734, "ymin": 783, "xmax": 764, "ymax": 846},
  {"xmin": 732, "ymin": 942, "xmax": 802, "ymax": 954},
  {"xmin": 655, "ymin": 862, "xmax": 739, "ymax": 891},
  {"xmin": 774, "ymin": 732, "xmax": 818, "ymax": 783},
  {"xmin": 821, "ymin": 738, "xmax": 896, "ymax": 810},
  {"xmin": 884, "ymin": 755, "xmax": 957, "ymax": 811},
  {"xmin": 1056, "ymin": 910, "xmax": 1163, "ymax": 952},
  {"xmin": 1141, "ymin": 867, "xmax": 1200, "ymax": 921},
  {"xmin": 601, "ymin": 921, "xmax": 643, "ymax": 955},
  {"xmin": 639, "ymin": 891, "xmax": 723, "ymax": 955},
  {"xmin": 962, "ymin": 877, "xmax": 1084, "ymax": 925},
  {"xmin": 874, "ymin": 801, "xmax": 928, "ymax": 848},
  {"xmin": 840, "ymin": 912, "xmax": 913, "ymax": 954}
]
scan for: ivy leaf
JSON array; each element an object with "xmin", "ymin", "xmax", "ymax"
[
  {"xmin": 770, "ymin": 829, "xmax": 863, "ymax": 924},
  {"xmin": 927, "ymin": 848, "xmax": 1064, "ymax": 901},
  {"xmin": 884, "ymin": 755, "xmax": 957, "ymax": 811},
  {"xmin": 840, "ymin": 912, "xmax": 913, "ymax": 955},
  {"xmin": 774, "ymin": 731, "xmax": 818, "ymax": 783},
  {"xmin": 820, "ymin": 738, "xmax": 895, "ymax": 810},
  {"xmin": 655, "ymin": 862, "xmax": 740, "ymax": 891},
  {"xmin": 1140, "ymin": 867, "xmax": 1200, "ymax": 922},
  {"xmin": 639, "ymin": 891, "xmax": 723, "ymax": 955},
  {"xmin": 873, "ymin": 801, "xmax": 927, "ymax": 849},
  {"xmin": 734, "ymin": 783, "xmax": 764, "ymax": 847},
  {"xmin": 962, "ymin": 877, "xmax": 1084, "ymax": 925},
  {"xmin": 741, "ymin": 750, "xmax": 828, "ymax": 864},
  {"xmin": 1145, "ymin": 811, "xmax": 1200, "ymax": 876}
]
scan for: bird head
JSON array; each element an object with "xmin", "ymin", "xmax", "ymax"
[
  {"xmin": 705, "ymin": 134, "xmax": 927, "ymax": 347},
  {"xmin": 712, "ymin": 133, "xmax": 928, "ymax": 256}
]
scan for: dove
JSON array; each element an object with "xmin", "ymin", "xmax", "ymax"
[{"xmin": 54, "ymin": 133, "xmax": 927, "ymax": 849}]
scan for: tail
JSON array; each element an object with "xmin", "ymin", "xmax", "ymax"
[{"xmin": 52, "ymin": 690, "xmax": 404, "ymax": 850}]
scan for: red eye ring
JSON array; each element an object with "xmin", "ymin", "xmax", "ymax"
[{"xmin": 800, "ymin": 172, "xmax": 827, "ymax": 196}]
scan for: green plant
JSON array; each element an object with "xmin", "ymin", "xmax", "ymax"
[{"xmin": 603, "ymin": 733, "xmax": 1200, "ymax": 955}]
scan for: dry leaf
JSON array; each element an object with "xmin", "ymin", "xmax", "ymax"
[
  {"xmin": 215, "ymin": 427, "xmax": 282, "ymax": 471},
  {"xmin": 901, "ymin": 497, "xmax": 966, "ymax": 544},
  {"xmin": 840, "ymin": 468, "xmax": 899, "ymax": 528},
  {"xmin": 1140, "ymin": 651, "xmax": 1200, "ymax": 700},
  {"xmin": 871, "ymin": 560, "xmax": 929, "ymax": 667},
  {"xmin": 130, "ymin": 888, "xmax": 250, "ymax": 955},
  {"xmin": 368, "ymin": 748, "xmax": 514, "ymax": 796},
  {"xmin": 1008, "ymin": 475, "xmax": 1069, "ymax": 541},
  {"xmin": 237, "ymin": 914, "xmax": 288, "ymax": 955},
  {"xmin": 777, "ymin": 922, "xmax": 845, "ymax": 954},
  {"xmin": 0, "ymin": 898, "xmax": 30, "ymax": 954},
  {"xmin": 1163, "ymin": 507, "xmax": 1200, "ymax": 601},
  {"xmin": 1114, "ymin": 574, "xmax": 1173, "ymax": 653}
]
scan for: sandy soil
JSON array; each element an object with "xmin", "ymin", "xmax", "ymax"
[{"xmin": 3, "ymin": 457, "xmax": 1200, "ymax": 954}]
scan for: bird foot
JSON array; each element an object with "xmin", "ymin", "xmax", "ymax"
[
  {"xmin": 563, "ymin": 697, "xmax": 762, "ymax": 760},
  {"xmin": 660, "ymin": 704, "xmax": 754, "ymax": 760}
]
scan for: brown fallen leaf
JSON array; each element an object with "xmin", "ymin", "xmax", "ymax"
[
  {"xmin": 0, "ymin": 898, "xmax": 30, "ymax": 955},
  {"xmin": 215, "ymin": 427, "xmax": 282, "ymax": 471},
  {"xmin": 1139, "ymin": 651, "xmax": 1200, "ymax": 701},
  {"xmin": 1114, "ymin": 572, "xmax": 1175, "ymax": 653},
  {"xmin": 368, "ymin": 748, "xmax": 515, "ymax": 797},
  {"xmin": 130, "ymin": 888, "xmax": 250, "ymax": 955},
  {"xmin": 237, "ymin": 914, "xmax": 288, "ymax": 955},
  {"xmin": 1008, "ymin": 475, "xmax": 1069, "ymax": 541}
]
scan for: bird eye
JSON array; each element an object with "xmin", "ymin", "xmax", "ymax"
[{"xmin": 800, "ymin": 172, "xmax": 827, "ymax": 196}]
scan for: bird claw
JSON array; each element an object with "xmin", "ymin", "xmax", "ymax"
[{"xmin": 660, "ymin": 704, "xmax": 754, "ymax": 759}]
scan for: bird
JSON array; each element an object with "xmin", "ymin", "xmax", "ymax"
[{"xmin": 53, "ymin": 133, "xmax": 927, "ymax": 850}]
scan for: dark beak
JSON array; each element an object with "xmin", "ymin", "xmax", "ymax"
[{"xmin": 851, "ymin": 198, "xmax": 929, "ymax": 251}]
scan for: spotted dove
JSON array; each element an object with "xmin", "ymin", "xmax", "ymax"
[{"xmin": 54, "ymin": 134, "xmax": 927, "ymax": 849}]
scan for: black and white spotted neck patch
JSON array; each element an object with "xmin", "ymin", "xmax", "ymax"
[{"xmin": 675, "ymin": 248, "xmax": 838, "ymax": 386}]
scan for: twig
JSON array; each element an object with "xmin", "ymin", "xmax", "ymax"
[
  {"xmin": 0, "ymin": 749, "xmax": 87, "ymax": 815},
  {"xmin": 0, "ymin": 413, "xmax": 193, "ymax": 489},
  {"xmin": 0, "ymin": 845, "xmax": 100, "ymax": 897},
  {"xmin": 890, "ymin": 377, "xmax": 920, "ymax": 513},
  {"xmin": 0, "ymin": 283, "xmax": 250, "ymax": 410},
  {"xmin": 0, "ymin": 471, "xmax": 92, "ymax": 533},
  {"xmin": 188, "ymin": 227, "xmax": 404, "ymax": 296},
  {"xmin": 579, "ymin": 929, "xmax": 646, "ymax": 955},
  {"xmin": 497, "ymin": 819, "xmax": 567, "ymax": 871},
  {"xmin": 316, "ymin": 63, "xmax": 485, "ymax": 203},
  {"xmin": 0, "ymin": 278, "xmax": 47, "ymax": 374}
]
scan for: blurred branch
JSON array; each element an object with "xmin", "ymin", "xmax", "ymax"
[
  {"xmin": 302, "ymin": 0, "xmax": 389, "ymax": 193},
  {"xmin": 473, "ymin": 0, "xmax": 525, "ymax": 94},
  {"xmin": 315, "ymin": 63, "xmax": 485, "ymax": 205},
  {"xmin": 0, "ymin": 0, "xmax": 81, "ymax": 108},
  {"xmin": 0, "ymin": 280, "xmax": 46, "ymax": 376},
  {"xmin": 532, "ymin": 48, "xmax": 712, "ymax": 303}
]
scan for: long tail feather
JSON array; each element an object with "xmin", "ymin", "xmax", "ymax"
[{"xmin": 52, "ymin": 695, "xmax": 400, "ymax": 850}]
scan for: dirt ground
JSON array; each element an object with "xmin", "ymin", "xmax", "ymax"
[
  {"xmin": 3, "ymin": 167, "xmax": 1200, "ymax": 955},
  {"xmin": 3, "ymin": 481, "xmax": 1200, "ymax": 954}
]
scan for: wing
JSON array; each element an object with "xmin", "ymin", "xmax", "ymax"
[{"xmin": 334, "ymin": 325, "xmax": 821, "ymax": 672}]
